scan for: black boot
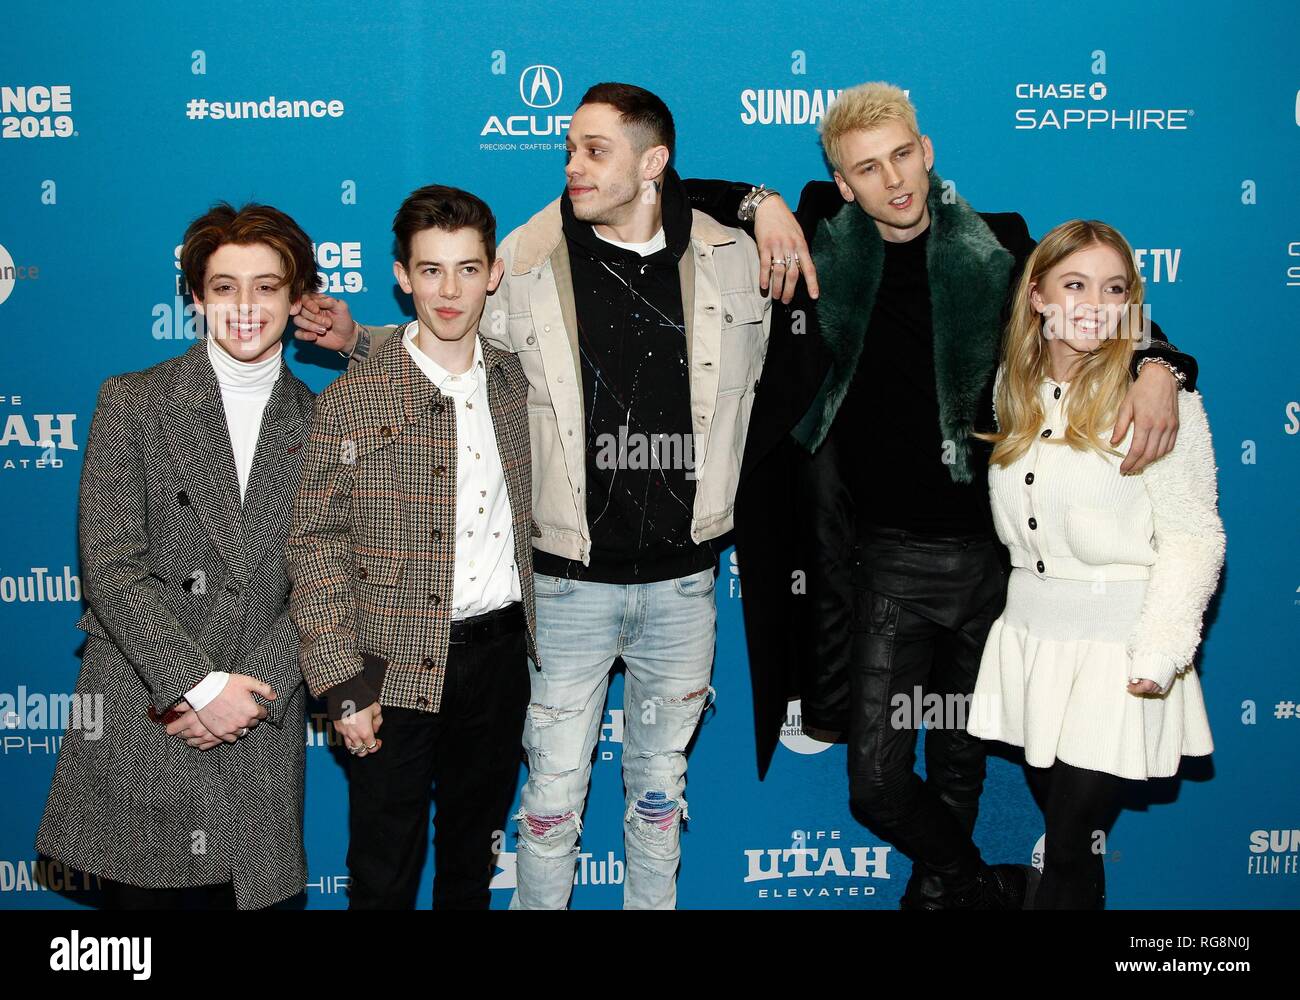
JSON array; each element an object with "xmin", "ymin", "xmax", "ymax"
[
  {"xmin": 899, "ymin": 861, "xmax": 947, "ymax": 910},
  {"xmin": 948, "ymin": 863, "xmax": 1035, "ymax": 910}
]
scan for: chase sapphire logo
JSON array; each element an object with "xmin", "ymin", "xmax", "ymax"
[{"xmin": 520, "ymin": 65, "xmax": 562, "ymax": 109}]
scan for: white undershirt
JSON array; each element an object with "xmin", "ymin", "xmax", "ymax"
[
  {"xmin": 186, "ymin": 336, "xmax": 283, "ymax": 713},
  {"xmin": 593, "ymin": 226, "xmax": 666, "ymax": 257},
  {"xmin": 402, "ymin": 323, "xmax": 521, "ymax": 619}
]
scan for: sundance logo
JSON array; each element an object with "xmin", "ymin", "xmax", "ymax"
[
  {"xmin": 50, "ymin": 931, "xmax": 151, "ymax": 980},
  {"xmin": 779, "ymin": 699, "xmax": 834, "ymax": 755},
  {"xmin": 0, "ymin": 242, "xmax": 40, "ymax": 306},
  {"xmin": 1247, "ymin": 828, "xmax": 1300, "ymax": 876}
]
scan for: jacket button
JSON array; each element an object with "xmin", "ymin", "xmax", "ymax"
[
  {"xmin": 431, "ymin": 528, "xmax": 442, "ymax": 541},
  {"xmin": 433, "ymin": 402, "xmax": 444, "ymax": 415},
  {"xmin": 1024, "ymin": 472, "xmax": 1035, "ymax": 485},
  {"xmin": 1041, "ymin": 429, "xmax": 1052, "ymax": 438},
  {"xmin": 1036, "ymin": 560, "xmax": 1045, "ymax": 573},
  {"xmin": 1053, "ymin": 386, "xmax": 1062, "ymax": 399},
  {"xmin": 434, "ymin": 465, "xmax": 446, "ymax": 476},
  {"xmin": 417, "ymin": 696, "xmax": 429, "ymax": 708},
  {"xmin": 380, "ymin": 426, "xmax": 392, "ymax": 438},
  {"xmin": 422, "ymin": 657, "xmax": 434, "ymax": 669},
  {"xmin": 1028, "ymin": 517, "xmax": 1037, "ymax": 530},
  {"xmin": 724, "ymin": 313, "xmax": 733, "ymax": 323},
  {"xmin": 357, "ymin": 566, "xmax": 368, "ymax": 580},
  {"xmin": 526, "ymin": 335, "xmax": 536, "ymax": 345},
  {"xmin": 177, "ymin": 490, "xmax": 190, "ymax": 505},
  {"xmin": 429, "ymin": 594, "xmax": 441, "ymax": 605}
]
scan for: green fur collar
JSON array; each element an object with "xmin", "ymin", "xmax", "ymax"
[{"xmin": 792, "ymin": 169, "xmax": 1014, "ymax": 484}]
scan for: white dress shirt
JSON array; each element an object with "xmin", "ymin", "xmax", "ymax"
[{"xmin": 402, "ymin": 323, "xmax": 521, "ymax": 619}]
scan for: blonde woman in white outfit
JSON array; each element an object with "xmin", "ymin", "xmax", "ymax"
[{"xmin": 968, "ymin": 219, "xmax": 1225, "ymax": 909}]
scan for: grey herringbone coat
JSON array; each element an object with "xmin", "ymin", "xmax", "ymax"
[
  {"xmin": 288, "ymin": 328, "xmax": 536, "ymax": 716},
  {"xmin": 36, "ymin": 338, "xmax": 314, "ymax": 910}
]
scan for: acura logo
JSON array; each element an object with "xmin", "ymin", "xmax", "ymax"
[{"xmin": 520, "ymin": 65, "xmax": 562, "ymax": 109}]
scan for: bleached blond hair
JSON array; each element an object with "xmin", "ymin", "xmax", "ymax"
[{"xmin": 819, "ymin": 82, "xmax": 921, "ymax": 171}]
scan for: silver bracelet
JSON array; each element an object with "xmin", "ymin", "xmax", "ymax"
[
  {"xmin": 1136, "ymin": 355, "xmax": 1187, "ymax": 389},
  {"xmin": 738, "ymin": 184, "xmax": 780, "ymax": 224}
]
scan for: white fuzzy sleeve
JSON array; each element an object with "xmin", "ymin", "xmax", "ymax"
[{"xmin": 1126, "ymin": 390, "xmax": 1226, "ymax": 691}]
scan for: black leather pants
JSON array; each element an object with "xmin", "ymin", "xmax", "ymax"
[{"xmin": 846, "ymin": 524, "xmax": 1009, "ymax": 903}]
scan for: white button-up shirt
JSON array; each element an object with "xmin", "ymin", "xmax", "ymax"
[{"xmin": 402, "ymin": 323, "xmax": 521, "ymax": 619}]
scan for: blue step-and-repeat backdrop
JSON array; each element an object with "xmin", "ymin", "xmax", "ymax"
[{"xmin": 1, "ymin": 0, "xmax": 1297, "ymax": 909}]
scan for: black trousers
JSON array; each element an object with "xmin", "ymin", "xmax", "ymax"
[
  {"xmin": 346, "ymin": 625, "xmax": 530, "ymax": 910},
  {"xmin": 847, "ymin": 525, "xmax": 1008, "ymax": 899}
]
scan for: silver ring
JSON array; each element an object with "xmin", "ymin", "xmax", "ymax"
[
  {"xmin": 365, "ymin": 742, "xmax": 378, "ymax": 751},
  {"xmin": 348, "ymin": 745, "xmax": 362, "ymax": 755},
  {"xmin": 238, "ymin": 727, "xmax": 249, "ymax": 737}
]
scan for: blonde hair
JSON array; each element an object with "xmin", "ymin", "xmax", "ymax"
[
  {"xmin": 977, "ymin": 220, "xmax": 1145, "ymax": 466},
  {"xmin": 819, "ymin": 82, "xmax": 921, "ymax": 172}
]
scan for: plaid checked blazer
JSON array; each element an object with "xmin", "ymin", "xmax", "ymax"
[
  {"xmin": 288, "ymin": 327, "xmax": 536, "ymax": 718},
  {"xmin": 36, "ymin": 339, "xmax": 314, "ymax": 910}
]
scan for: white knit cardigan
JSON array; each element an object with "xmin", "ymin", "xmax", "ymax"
[{"xmin": 988, "ymin": 373, "xmax": 1226, "ymax": 691}]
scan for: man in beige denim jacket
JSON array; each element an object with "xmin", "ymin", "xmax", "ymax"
[{"xmin": 294, "ymin": 83, "xmax": 795, "ymax": 909}]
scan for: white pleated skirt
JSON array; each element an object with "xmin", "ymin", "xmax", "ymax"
[{"xmin": 968, "ymin": 568, "xmax": 1213, "ymax": 780}]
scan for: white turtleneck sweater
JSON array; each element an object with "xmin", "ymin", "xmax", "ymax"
[
  {"xmin": 185, "ymin": 336, "xmax": 283, "ymax": 712},
  {"xmin": 206, "ymin": 334, "xmax": 283, "ymax": 501}
]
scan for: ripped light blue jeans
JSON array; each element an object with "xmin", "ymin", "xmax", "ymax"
[{"xmin": 510, "ymin": 567, "xmax": 717, "ymax": 910}]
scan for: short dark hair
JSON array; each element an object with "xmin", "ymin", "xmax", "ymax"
[
  {"xmin": 578, "ymin": 82, "xmax": 675, "ymax": 160},
  {"xmin": 181, "ymin": 202, "xmax": 318, "ymax": 302},
  {"xmin": 392, "ymin": 185, "xmax": 497, "ymax": 266}
]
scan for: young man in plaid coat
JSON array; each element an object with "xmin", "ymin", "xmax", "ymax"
[{"xmin": 287, "ymin": 186, "xmax": 536, "ymax": 909}]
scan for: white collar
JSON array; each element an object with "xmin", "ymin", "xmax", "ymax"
[{"xmin": 402, "ymin": 322, "xmax": 484, "ymax": 392}]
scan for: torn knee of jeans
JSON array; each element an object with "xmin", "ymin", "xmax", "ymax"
[
  {"xmin": 662, "ymin": 685, "xmax": 713, "ymax": 707},
  {"xmin": 514, "ymin": 808, "xmax": 582, "ymax": 839},
  {"xmin": 527, "ymin": 703, "xmax": 582, "ymax": 729},
  {"xmin": 627, "ymin": 790, "xmax": 687, "ymax": 832}
]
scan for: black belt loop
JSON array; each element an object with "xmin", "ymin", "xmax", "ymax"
[{"xmin": 448, "ymin": 602, "xmax": 524, "ymax": 646}]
